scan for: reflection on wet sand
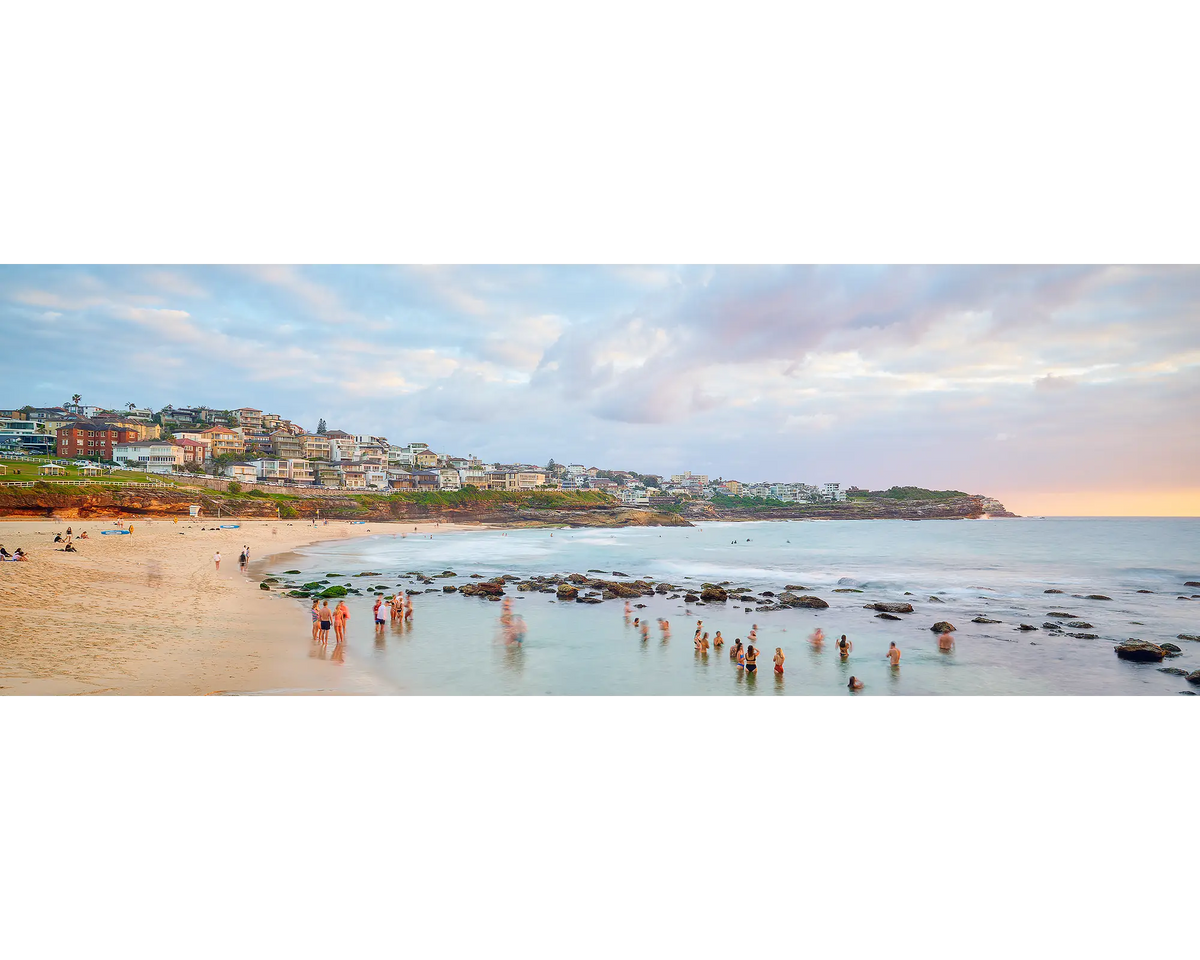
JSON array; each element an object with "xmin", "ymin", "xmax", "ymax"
[{"xmin": 309, "ymin": 640, "xmax": 328, "ymax": 661}]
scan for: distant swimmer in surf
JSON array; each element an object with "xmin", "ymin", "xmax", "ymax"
[
  {"xmin": 848, "ymin": 676, "xmax": 864, "ymax": 691},
  {"xmin": 809, "ymin": 627, "xmax": 825, "ymax": 648}
]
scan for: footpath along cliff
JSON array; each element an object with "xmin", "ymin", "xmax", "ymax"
[{"xmin": 0, "ymin": 485, "xmax": 1015, "ymax": 525}]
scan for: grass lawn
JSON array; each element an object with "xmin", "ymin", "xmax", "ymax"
[{"xmin": 0, "ymin": 458, "xmax": 170, "ymax": 484}]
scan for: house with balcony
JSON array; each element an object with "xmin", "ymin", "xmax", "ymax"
[
  {"xmin": 268, "ymin": 429, "xmax": 304, "ymax": 460},
  {"xmin": 200, "ymin": 425, "xmax": 245, "ymax": 458},
  {"xmin": 300, "ymin": 433, "xmax": 331, "ymax": 461},
  {"xmin": 222, "ymin": 462, "xmax": 259, "ymax": 483},
  {"xmin": 111, "ymin": 441, "xmax": 184, "ymax": 474},
  {"xmin": 437, "ymin": 468, "xmax": 461, "ymax": 491}
]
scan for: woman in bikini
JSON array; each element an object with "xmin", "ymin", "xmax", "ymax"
[
  {"xmin": 333, "ymin": 601, "xmax": 350, "ymax": 643},
  {"xmin": 773, "ymin": 647, "xmax": 785, "ymax": 674},
  {"xmin": 836, "ymin": 634, "xmax": 852, "ymax": 658},
  {"xmin": 848, "ymin": 676, "xmax": 864, "ymax": 691},
  {"xmin": 311, "ymin": 599, "xmax": 321, "ymax": 642},
  {"xmin": 735, "ymin": 641, "xmax": 747, "ymax": 668},
  {"xmin": 744, "ymin": 644, "xmax": 759, "ymax": 673}
]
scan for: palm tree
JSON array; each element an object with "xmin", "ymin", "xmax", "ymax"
[
  {"xmin": 127, "ymin": 402, "xmax": 137, "ymax": 412},
  {"xmin": 71, "ymin": 394, "xmax": 82, "ymax": 406}
]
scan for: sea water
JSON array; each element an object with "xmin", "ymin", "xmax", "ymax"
[{"xmin": 258, "ymin": 518, "xmax": 1200, "ymax": 695}]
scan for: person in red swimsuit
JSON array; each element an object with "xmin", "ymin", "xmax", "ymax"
[{"xmin": 773, "ymin": 647, "xmax": 785, "ymax": 674}]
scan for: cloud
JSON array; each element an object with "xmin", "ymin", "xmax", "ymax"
[{"xmin": 2, "ymin": 264, "xmax": 1198, "ymax": 508}]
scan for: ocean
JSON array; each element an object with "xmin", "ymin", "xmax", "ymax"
[{"xmin": 257, "ymin": 518, "xmax": 1200, "ymax": 695}]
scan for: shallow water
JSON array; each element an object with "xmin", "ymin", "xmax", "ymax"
[{"xmin": 260, "ymin": 519, "xmax": 1200, "ymax": 695}]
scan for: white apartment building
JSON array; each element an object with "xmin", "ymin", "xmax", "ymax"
[
  {"xmin": 112, "ymin": 440, "xmax": 184, "ymax": 474},
  {"xmin": 823, "ymin": 482, "xmax": 846, "ymax": 502},
  {"xmin": 252, "ymin": 458, "xmax": 314, "ymax": 484},
  {"xmin": 618, "ymin": 487, "xmax": 650, "ymax": 506},
  {"xmin": 222, "ymin": 462, "xmax": 259, "ymax": 483},
  {"xmin": 457, "ymin": 467, "xmax": 487, "ymax": 488},
  {"xmin": 438, "ymin": 468, "xmax": 461, "ymax": 491}
]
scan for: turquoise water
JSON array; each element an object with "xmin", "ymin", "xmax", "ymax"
[{"xmin": 259, "ymin": 519, "xmax": 1200, "ymax": 695}]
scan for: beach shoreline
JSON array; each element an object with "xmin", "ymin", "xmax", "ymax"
[{"xmin": 0, "ymin": 517, "xmax": 483, "ymax": 695}]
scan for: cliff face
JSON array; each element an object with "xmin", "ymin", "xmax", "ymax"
[
  {"xmin": 0, "ymin": 488, "xmax": 692, "ymax": 527},
  {"xmin": 686, "ymin": 494, "xmax": 1017, "ymax": 521}
]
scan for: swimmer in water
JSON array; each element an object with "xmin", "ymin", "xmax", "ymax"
[
  {"xmin": 640, "ymin": 620, "xmax": 650, "ymax": 641},
  {"xmin": 744, "ymin": 644, "xmax": 759, "ymax": 673},
  {"xmin": 694, "ymin": 621, "xmax": 703, "ymax": 641},
  {"xmin": 736, "ymin": 642, "xmax": 747, "ymax": 667},
  {"xmin": 773, "ymin": 647, "xmax": 785, "ymax": 674},
  {"xmin": 633, "ymin": 617, "xmax": 640, "ymax": 629},
  {"xmin": 731, "ymin": 639, "xmax": 743, "ymax": 661},
  {"xmin": 938, "ymin": 630, "xmax": 955, "ymax": 651},
  {"xmin": 748, "ymin": 624, "xmax": 757, "ymax": 644},
  {"xmin": 887, "ymin": 642, "xmax": 901, "ymax": 666},
  {"xmin": 836, "ymin": 634, "xmax": 852, "ymax": 658},
  {"xmin": 848, "ymin": 676, "xmax": 864, "ymax": 691},
  {"xmin": 624, "ymin": 601, "xmax": 632, "ymax": 620},
  {"xmin": 712, "ymin": 630, "xmax": 724, "ymax": 648},
  {"xmin": 809, "ymin": 627, "xmax": 825, "ymax": 648}
]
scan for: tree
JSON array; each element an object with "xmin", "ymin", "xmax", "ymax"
[
  {"xmin": 227, "ymin": 481, "xmax": 243, "ymax": 494},
  {"xmin": 127, "ymin": 402, "xmax": 137, "ymax": 412},
  {"xmin": 317, "ymin": 419, "xmax": 327, "ymax": 434},
  {"xmin": 546, "ymin": 458, "xmax": 557, "ymax": 473}
]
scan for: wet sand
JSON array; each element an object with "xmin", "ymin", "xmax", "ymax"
[{"xmin": 0, "ymin": 518, "xmax": 483, "ymax": 695}]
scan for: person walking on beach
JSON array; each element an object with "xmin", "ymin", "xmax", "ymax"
[
  {"xmin": 887, "ymin": 642, "xmax": 901, "ymax": 666},
  {"xmin": 319, "ymin": 601, "xmax": 333, "ymax": 643},
  {"xmin": 213, "ymin": 551, "xmax": 221, "ymax": 571},
  {"xmin": 238, "ymin": 550, "xmax": 247, "ymax": 570},
  {"xmin": 311, "ymin": 599, "xmax": 321, "ymax": 642},
  {"xmin": 836, "ymin": 634, "xmax": 852, "ymax": 658},
  {"xmin": 773, "ymin": 647, "xmax": 785, "ymax": 674},
  {"xmin": 334, "ymin": 601, "xmax": 350, "ymax": 643}
]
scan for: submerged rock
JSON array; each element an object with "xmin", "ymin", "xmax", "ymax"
[
  {"xmin": 1157, "ymin": 667, "xmax": 1188, "ymax": 676},
  {"xmin": 576, "ymin": 597, "xmax": 602, "ymax": 604},
  {"xmin": 1085, "ymin": 595, "xmax": 1113, "ymax": 601},
  {"xmin": 876, "ymin": 613, "xmax": 902, "ymax": 621},
  {"xmin": 1114, "ymin": 640, "xmax": 1165, "ymax": 663},
  {"xmin": 1047, "ymin": 612, "xmax": 1076, "ymax": 618},
  {"xmin": 1185, "ymin": 581, "xmax": 1200, "ymax": 588},
  {"xmin": 443, "ymin": 585, "xmax": 457, "ymax": 593},
  {"xmin": 1044, "ymin": 589, "xmax": 1063, "ymax": 594},
  {"xmin": 931, "ymin": 621, "xmax": 956, "ymax": 633},
  {"xmin": 462, "ymin": 582, "xmax": 505, "ymax": 598},
  {"xmin": 1042, "ymin": 622, "xmax": 1062, "ymax": 630},
  {"xmin": 972, "ymin": 616, "xmax": 1002, "ymax": 624},
  {"xmin": 684, "ymin": 593, "xmax": 700, "ymax": 602},
  {"xmin": 1136, "ymin": 589, "xmax": 1154, "ymax": 594},
  {"xmin": 259, "ymin": 583, "xmax": 270, "ymax": 590},
  {"xmin": 871, "ymin": 602, "xmax": 914, "ymax": 614},
  {"xmin": 700, "ymin": 585, "xmax": 728, "ymax": 602},
  {"xmin": 928, "ymin": 596, "xmax": 945, "ymax": 603},
  {"xmin": 1178, "ymin": 634, "xmax": 1200, "ymax": 642},
  {"xmin": 778, "ymin": 593, "xmax": 830, "ymax": 609},
  {"xmin": 1017, "ymin": 624, "xmax": 1038, "ymax": 631},
  {"xmin": 1065, "ymin": 621, "xmax": 1094, "ymax": 629},
  {"xmin": 784, "ymin": 585, "xmax": 809, "ymax": 591},
  {"xmin": 833, "ymin": 588, "xmax": 864, "ymax": 593},
  {"xmin": 1160, "ymin": 642, "xmax": 1182, "ymax": 654},
  {"xmin": 1066, "ymin": 632, "xmax": 1099, "ymax": 640}
]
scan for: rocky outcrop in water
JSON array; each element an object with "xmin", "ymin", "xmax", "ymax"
[
  {"xmin": 871, "ymin": 602, "xmax": 914, "ymax": 614},
  {"xmin": 1114, "ymin": 640, "xmax": 1165, "ymax": 662}
]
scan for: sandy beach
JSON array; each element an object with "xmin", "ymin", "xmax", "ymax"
[{"xmin": 0, "ymin": 517, "xmax": 484, "ymax": 695}]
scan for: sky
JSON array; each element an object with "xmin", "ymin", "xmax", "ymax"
[{"xmin": 2, "ymin": 264, "xmax": 1197, "ymax": 516}]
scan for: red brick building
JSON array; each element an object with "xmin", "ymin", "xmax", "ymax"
[
  {"xmin": 56, "ymin": 421, "xmax": 139, "ymax": 459},
  {"xmin": 173, "ymin": 437, "xmax": 209, "ymax": 464}
]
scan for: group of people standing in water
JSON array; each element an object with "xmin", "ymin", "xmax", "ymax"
[{"xmin": 625, "ymin": 602, "xmax": 905, "ymax": 691}]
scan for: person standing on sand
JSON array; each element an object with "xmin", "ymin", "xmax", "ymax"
[
  {"xmin": 319, "ymin": 601, "xmax": 333, "ymax": 643},
  {"xmin": 887, "ymin": 642, "xmax": 901, "ymax": 666},
  {"xmin": 311, "ymin": 600, "xmax": 321, "ymax": 641},
  {"xmin": 334, "ymin": 601, "xmax": 350, "ymax": 643},
  {"xmin": 213, "ymin": 551, "xmax": 221, "ymax": 570},
  {"xmin": 773, "ymin": 647, "xmax": 785, "ymax": 674}
]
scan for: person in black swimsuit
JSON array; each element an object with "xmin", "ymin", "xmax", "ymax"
[
  {"xmin": 837, "ymin": 634, "xmax": 852, "ymax": 658},
  {"xmin": 744, "ymin": 644, "xmax": 759, "ymax": 674}
]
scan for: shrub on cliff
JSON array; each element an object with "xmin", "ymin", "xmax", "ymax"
[
  {"xmin": 227, "ymin": 481, "xmax": 242, "ymax": 494},
  {"xmin": 279, "ymin": 504, "xmax": 299, "ymax": 519}
]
